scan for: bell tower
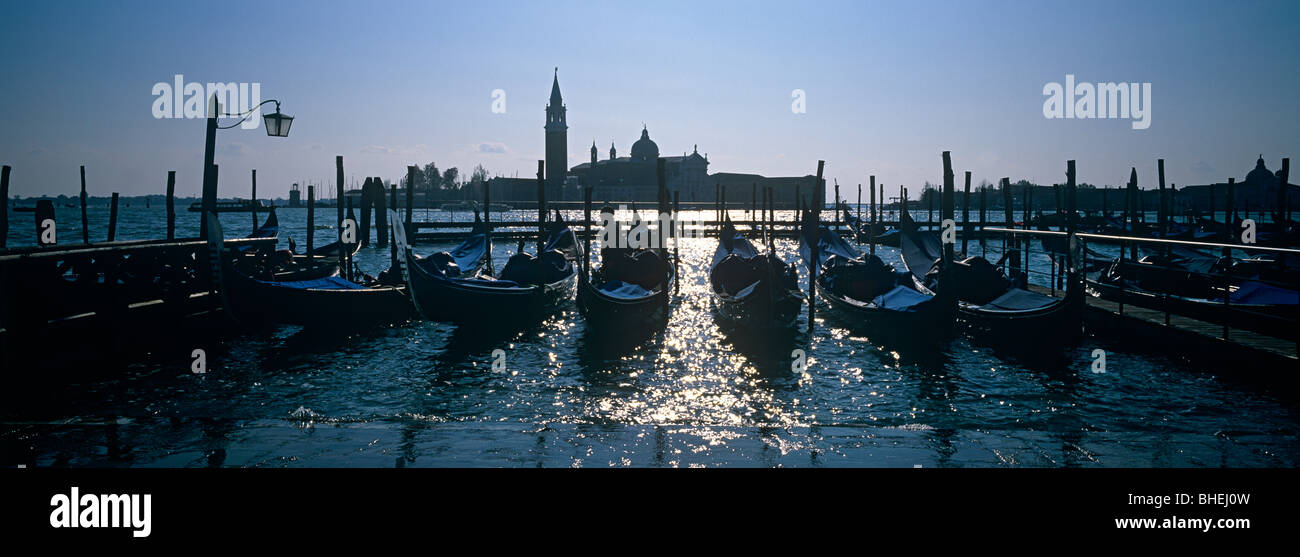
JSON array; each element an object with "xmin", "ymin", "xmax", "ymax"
[{"xmin": 545, "ymin": 68, "xmax": 567, "ymax": 199}]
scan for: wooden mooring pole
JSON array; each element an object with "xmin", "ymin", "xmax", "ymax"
[
  {"xmin": 721, "ymin": 185, "xmax": 727, "ymax": 224},
  {"xmin": 405, "ymin": 168, "xmax": 415, "ymax": 242},
  {"xmin": 979, "ymin": 182, "xmax": 987, "ymax": 256},
  {"xmin": 869, "ymin": 175, "xmax": 876, "ymax": 256},
  {"xmin": 673, "ymin": 190, "xmax": 681, "ymax": 295},
  {"xmin": 856, "ymin": 182, "xmax": 862, "ymax": 244},
  {"xmin": 483, "ymin": 179, "xmax": 493, "ymax": 275},
  {"xmin": 1002, "ymin": 178, "xmax": 1017, "ymax": 277},
  {"xmin": 759, "ymin": 186, "xmax": 769, "ymax": 248},
  {"xmin": 808, "ymin": 160, "xmax": 824, "ymax": 332},
  {"xmin": 834, "ymin": 181, "xmax": 840, "ymax": 231},
  {"xmin": 657, "ymin": 158, "xmax": 668, "ymax": 263},
  {"xmin": 1023, "ymin": 183, "xmax": 1032, "ymax": 277},
  {"xmin": 1278, "ymin": 158, "xmax": 1291, "ymax": 236},
  {"xmin": 344, "ymin": 196, "xmax": 355, "ymax": 281},
  {"xmin": 1157, "ymin": 159, "xmax": 1166, "ymax": 238},
  {"xmin": 1128, "ymin": 168, "xmax": 1139, "ymax": 260},
  {"xmin": 0, "ymin": 165, "xmax": 8, "ymax": 249},
  {"xmin": 1227, "ymin": 177, "xmax": 1236, "ymax": 233},
  {"xmin": 941, "ymin": 153, "xmax": 955, "ymax": 266},
  {"xmin": 536, "ymin": 160, "xmax": 546, "ymax": 257},
  {"xmin": 374, "ymin": 177, "xmax": 388, "ymax": 249},
  {"xmin": 107, "ymin": 192, "xmax": 119, "ymax": 242},
  {"xmin": 165, "ymin": 171, "xmax": 176, "ymax": 240},
  {"xmin": 337, "ymin": 157, "xmax": 346, "ymax": 281},
  {"xmin": 961, "ymin": 170, "xmax": 971, "ymax": 256},
  {"xmin": 583, "ymin": 185, "xmax": 592, "ymax": 281},
  {"xmin": 751, "ymin": 182, "xmax": 756, "ymax": 219},
  {"xmin": 306, "ymin": 185, "xmax": 315, "ymax": 256},
  {"xmin": 80, "ymin": 166, "xmax": 90, "ymax": 244},
  {"xmin": 251, "ymin": 169, "xmax": 258, "ymax": 231},
  {"xmin": 389, "ymin": 182, "xmax": 398, "ymax": 263},
  {"xmin": 928, "ymin": 187, "xmax": 935, "ymax": 230}
]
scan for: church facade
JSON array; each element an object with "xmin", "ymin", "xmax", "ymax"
[{"xmin": 567, "ymin": 128, "xmax": 710, "ymax": 203}]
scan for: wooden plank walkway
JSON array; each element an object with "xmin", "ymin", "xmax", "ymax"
[{"xmin": 1027, "ymin": 284, "xmax": 1298, "ymax": 362}]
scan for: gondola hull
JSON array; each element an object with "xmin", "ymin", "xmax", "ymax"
[
  {"xmin": 1085, "ymin": 275, "xmax": 1295, "ymax": 338},
  {"xmin": 577, "ymin": 270, "xmax": 673, "ymax": 329},
  {"xmin": 408, "ymin": 267, "xmax": 578, "ymax": 325},
  {"xmin": 955, "ymin": 292, "xmax": 1080, "ymax": 339},
  {"xmin": 710, "ymin": 221, "xmax": 804, "ymax": 333},
  {"xmin": 226, "ymin": 272, "xmax": 414, "ymax": 327},
  {"xmin": 712, "ymin": 281, "xmax": 803, "ymax": 331},
  {"xmin": 817, "ymin": 281, "xmax": 954, "ymax": 343}
]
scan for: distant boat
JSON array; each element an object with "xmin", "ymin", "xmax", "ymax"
[
  {"xmin": 440, "ymin": 201, "xmax": 511, "ymax": 212},
  {"xmin": 187, "ymin": 199, "xmax": 273, "ymax": 213}
]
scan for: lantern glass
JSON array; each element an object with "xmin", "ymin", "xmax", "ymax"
[{"xmin": 263, "ymin": 110, "xmax": 293, "ymax": 137}]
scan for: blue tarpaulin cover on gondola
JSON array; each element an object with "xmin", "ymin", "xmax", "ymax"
[
  {"xmin": 598, "ymin": 280, "xmax": 653, "ymax": 299},
  {"xmin": 978, "ymin": 288, "xmax": 1059, "ymax": 311},
  {"xmin": 1225, "ymin": 280, "xmax": 1300, "ymax": 305},
  {"xmin": 872, "ymin": 285, "xmax": 932, "ymax": 311},
  {"xmin": 258, "ymin": 276, "xmax": 367, "ymax": 290},
  {"xmin": 452, "ymin": 277, "xmax": 522, "ymax": 288}
]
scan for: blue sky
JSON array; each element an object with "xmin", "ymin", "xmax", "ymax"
[{"xmin": 2, "ymin": 0, "xmax": 1297, "ymax": 199}]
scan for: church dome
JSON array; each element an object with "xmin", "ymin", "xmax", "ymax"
[
  {"xmin": 1246, "ymin": 155, "xmax": 1276, "ymax": 186},
  {"xmin": 630, "ymin": 127, "xmax": 659, "ymax": 162}
]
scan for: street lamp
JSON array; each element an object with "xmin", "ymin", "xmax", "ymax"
[
  {"xmin": 262, "ymin": 101, "xmax": 294, "ymax": 138},
  {"xmin": 200, "ymin": 95, "xmax": 293, "ymax": 238}
]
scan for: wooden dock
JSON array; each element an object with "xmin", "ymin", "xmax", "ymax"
[{"xmin": 1026, "ymin": 284, "xmax": 1298, "ymax": 366}]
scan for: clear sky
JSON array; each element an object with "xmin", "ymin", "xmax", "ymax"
[{"xmin": 2, "ymin": 0, "xmax": 1297, "ymax": 199}]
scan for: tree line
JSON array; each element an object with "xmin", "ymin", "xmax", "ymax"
[{"xmin": 399, "ymin": 162, "xmax": 491, "ymax": 201}]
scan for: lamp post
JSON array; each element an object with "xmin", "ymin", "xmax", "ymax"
[{"xmin": 199, "ymin": 94, "xmax": 294, "ymax": 238}]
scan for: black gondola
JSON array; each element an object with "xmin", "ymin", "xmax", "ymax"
[
  {"xmin": 577, "ymin": 209, "xmax": 674, "ymax": 329},
  {"xmin": 397, "ymin": 210, "xmax": 579, "ymax": 326},
  {"xmin": 247, "ymin": 207, "xmax": 279, "ymax": 239},
  {"xmin": 1085, "ymin": 255, "xmax": 1297, "ymax": 338},
  {"xmin": 799, "ymin": 211, "xmax": 953, "ymax": 341},
  {"xmin": 709, "ymin": 217, "xmax": 803, "ymax": 331},
  {"xmin": 219, "ymin": 214, "xmax": 490, "ymax": 328},
  {"xmin": 234, "ymin": 208, "xmax": 357, "ymax": 281},
  {"xmin": 898, "ymin": 210, "xmax": 1078, "ymax": 337}
]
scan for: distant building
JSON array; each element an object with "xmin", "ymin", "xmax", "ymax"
[
  {"xmin": 289, "ymin": 183, "xmax": 301, "ymax": 208},
  {"xmin": 568, "ymin": 127, "xmax": 710, "ymax": 202},
  {"xmin": 487, "ymin": 177, "xmax": 538, "ymax": 203},
  {"xmin": 509, "ymin": 68, "xmax": 826, "ymax": 206},
  {"xmin": 545, "ymin": 69, "xmax": 568, "ymax": 201},
  {"xmin": 1182, "ymin": 155, "xmax": 1299, "ymax": 216},
  {"xmin": 710, "ymin": 172, "xmax": 826, "ymax": 208}
]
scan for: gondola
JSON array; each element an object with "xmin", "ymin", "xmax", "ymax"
[
  {"xmin": 709, "ymin": 217, "xmax": 803, "ymax": 331},
  {"xmin": 1085, "ymin": 254, "xmax": 1297, "ymax": 338},
  {"xmin": 231, "ymin": 208, "xmax": 280, "ymax": 253},
  {"xmin": 397, "ymin": 209, "xmax": 579, "ymax": 326},
  {"xmin": 294, "ymin": 237, "xmax": 363, "ymax": 261},
  {"xmin": 233, "ymin": 208, "xmax": 354, "ymax": 281},
  {"xmin": 798, "ymin": 210, "xmax": 952, "ymax": 341},
  {"xmin": 219, "ymin": 214, "xmax": 491, "ymax": 328},
  {"xmin": 285, "ymin": 204, "xmax": 364, "ymax": 262},
  {"xmin": 246, "ymin": 208, "xmax": 279, "ymax": 239},
  {"xmin": 577, "ymin": 209, "xmax": 674, "ymax": 328},
  {"xmin": 898, "ymin": 210, "xmax": 1078, "ymax": 336}
]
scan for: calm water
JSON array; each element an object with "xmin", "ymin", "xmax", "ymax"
[{"xmin": 2, "ymin": 205, "xmax": 1297, "ymax": 467}]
